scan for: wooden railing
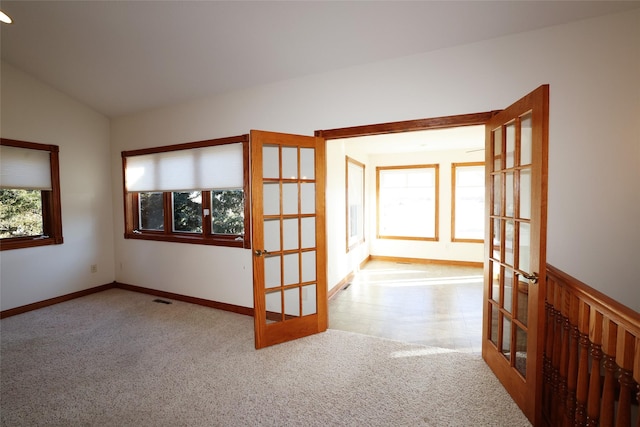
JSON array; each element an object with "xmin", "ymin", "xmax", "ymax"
[{"xmin": 543, "ymin": 265, "xmax": 639, "ymax": 427}]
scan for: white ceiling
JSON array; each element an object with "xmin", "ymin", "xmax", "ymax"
[
  {"xmin": 342, "ymin": 125, "xmax": 485, "ymax": 154},
  {"xmin": 1, "ymin": 1, "xmax": 639, "ymax": 119}
]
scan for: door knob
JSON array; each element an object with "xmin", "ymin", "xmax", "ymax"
[
  {"xmin": 521, "ymin": 272, "xmax": 539, "ymax": 284},
  {"xmin": 254, "ymin": 249, "xmax": 269, "ymax": 257}
]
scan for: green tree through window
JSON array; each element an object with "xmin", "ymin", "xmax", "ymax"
[
  {"xmin": 173, "ymin": 191, "xmax": 202, "ymax": 233},
  {"xmin": 212, "ymin": 190, "xmax": 244, "ymax": 235},
  {"xmin": 0, "ymin": 189, "xmax": 44, "ymax": 238}
]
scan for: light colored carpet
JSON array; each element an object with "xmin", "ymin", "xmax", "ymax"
[{"xmin": 1, "ymin": 289, "xmax": 530, "ymax": 426}]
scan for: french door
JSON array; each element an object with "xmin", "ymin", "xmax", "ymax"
[
  {"xmin": 250, "ymin": 130, "xmax": 327, "ymax": 349},
  {"xmin": 482, "ymin": 85, "xmax": 549, "ymax": 425}
]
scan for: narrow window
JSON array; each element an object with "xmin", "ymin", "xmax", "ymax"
[
  {"xmin": 452, "ymin": 162, "xmax": 485, "ymax": 242},
  {"xmin": 0, "ymin": 139, "xmax": 63, "ymax": 250},
  {"xmin": 376, "ymin": 165, "xmax": 439, "ymax": 241},
  {"xmin": 346, "ymin": 156, "xmax": 365, "ymax": 252}
]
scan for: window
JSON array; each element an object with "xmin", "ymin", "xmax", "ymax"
[
  {"xmin": 346, "ymin": 156, "xmax": 364, "ymax": 252},
  {"xmin": 376, "ymin": 165, "xmax": 439, "ymax": 241},
  {"xmin": 452, "ymin": 162, "xmax": 485, "ymax": 242},
  {"xmin": 0, "ymin": 138, "xmax": 63, "ymax": 250},
  {"xmin": 122, "ymin": 135, "xmax": 250, "ymax": 248}
]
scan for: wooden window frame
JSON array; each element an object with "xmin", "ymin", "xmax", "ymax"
[
  {"xmin": 122, "ymin": 135, "xmax": 251, "ymax": 249},
  {"xmin": 451, "ymin": 161, "xmax": 485, "ymax": 243},
  {"xmin": 0, "ymin": 138, "xmax": 63, "ymax": 251},
  {"xmin": 376, "ymin": 164, "xmax": 439, "ymax": 242},
  {"xmin": 345, "ymin": 156, "xmax": 365, "ymax": 252}
]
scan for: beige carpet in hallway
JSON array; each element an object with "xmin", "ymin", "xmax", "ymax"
[{"xmin": 1, "ymin": 289, "xmax": 530, "ymax": 426}]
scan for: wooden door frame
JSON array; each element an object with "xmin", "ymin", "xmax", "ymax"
[{"xmin": 315, "ymin": 111, "xmax": 499, "ymax": 140}]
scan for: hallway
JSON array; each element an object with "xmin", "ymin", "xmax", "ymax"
[{"xmin": 328, "ymin": 260, "xmax": 484, "ymax": 353}]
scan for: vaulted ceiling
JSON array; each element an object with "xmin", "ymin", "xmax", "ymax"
[{"xmin": 2, "ymin": 1, "xmax": 638, "ymax": 118}]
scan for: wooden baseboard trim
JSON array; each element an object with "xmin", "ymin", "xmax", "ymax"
[
  {"xmin": 113, "ymin": 282, "xmax": 254, "ymax": 317},
  {"xmin": 0, "ymin": 283, "xmax": 115, "ymax": 319},
  {"xmin": 328, "ymin": 256, "xmax": 370, "ymax": 300},
  {"xmin": 369, "ymin": 255, "xmax": 483, "ymax": 268},
  {"xmin": 328, "ymin": 272, "xmax": 355, "ymax": 300}
]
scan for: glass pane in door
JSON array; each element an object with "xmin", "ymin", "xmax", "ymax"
[
  {"xmin": 490, "ymin": 304, "xmax": 499, "ymax": 346},
  {"xmin": 302, "ymin": 284, "xmax": 317, "ymax": 316},
  {"xmin": 265, "ymin": 290, "xmax": 282, "ymax": 323},
  {"xmin": 283, "ymin": 253, "xmax": 299, "ymax": 286},
  {"xmin": 516, "ymin": 274, "xmax": 529, "ymax": 326},
  {"xmin": 516, "ymin": 325, "xmax": 527, "ymax": 377},
  {"xmin": 263, "ymin": 146, "xmax": 279, "ymax": 179},
  {"xmin": 505, "ymin": 220, "xmax": 515, "ymax": 266},
  {"xmin": 492, "ymin": 218, "xmax": 501, "ymax": 260},
  {"xmin": 284, "ymin": 287, "xmax": 300, "ymax": 317},
  {"xmin": 518, "ymin": 222, "xmax": 531, "ymax": 274},
  {"xmin": 300, "ymin": 148, "xmax": 315, "ymax": 179},
  {"xmin": 504, "ymin": 269, "xmax": 514, "ymax": 313},
  {"xmin": 519, "ymin": 169, "xmax": 532, "ymax": 220},
  {"xmin": 282, "ymin": 147, "xmax": 297, "ymax": 179},
  {"xmin": 282, "ymin": 218, "xmax": 298, "ymax": 251},
  {"xmin": 520, "ymin": 112, "xmax": 533, "ymax": 166},
  {"xmin": 490, "ymin": 260, "xmax": 501, "ymax": 304},
  {"xmin": 264, "ymin": 255, "xmax": 281, "ymax": 289},
  {"xmin": 506, "ymin": 122, "xmax": 516, "ymax": 169},
  {"xmin": 493, "ymin": 127, "xmax": 503, "ymax": 171},
  {"xmin": 505, "ymin": 172, "xmax": 514, "ymax": 217},
  {"xmin": 493, "ymin": 174, "xmax": 502, "ymax": 216},
  {"xmin": 502, "ymin": 317, "xmax": 512, "ymax": 361}
]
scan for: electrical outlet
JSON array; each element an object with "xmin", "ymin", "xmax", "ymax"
[{"xmin": 90, "ymin": 264, "xmax": 98, "ymax": 274}]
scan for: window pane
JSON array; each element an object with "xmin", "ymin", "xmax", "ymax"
[
  {"xmin": 139, "ymin": 192, "xmax": 164, "ymax": 230},
  {"xmin": 172, "ymin": 191, "xmax": 202, "ymax": 233},
  {"xmin": 378, "ymin": 166, "xmax": 437, "ymax": 239},
  {"xmin": 0, "ymin": 189, "xmax": 43, "ymax": 238},
  {"xmin": 453, "ymin": 164, "xmax": 484, "ymax": 240},
  {"xmin": 211, "ymin": 189, "xmax": 244, "ymax": 235}
]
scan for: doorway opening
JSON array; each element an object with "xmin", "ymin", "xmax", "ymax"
[{"xmin": 317, "ymin": 112, "xmax": 495, "ymax": 352}]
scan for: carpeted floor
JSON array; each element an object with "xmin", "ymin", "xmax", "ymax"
[{"xmin": 0, "ymin": 289, "xmax": 530, "ymax": 426}]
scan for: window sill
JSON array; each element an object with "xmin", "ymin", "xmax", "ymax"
[
  {"xmin": 451, "ymin": 238, "xmax": 485, "ymax": 244},
  {"xmin": 0, "ymin": 236, "xmax": 63, "ymax": 251},
  {"xmin": 124, "ymin": 232, "xmax": 248, "ymax": 249}
]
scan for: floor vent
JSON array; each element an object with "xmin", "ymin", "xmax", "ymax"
[{"xmin": 153, "ymin": 298, "xmax": 172, "ymax": 304}]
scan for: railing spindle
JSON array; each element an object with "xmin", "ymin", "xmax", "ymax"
[
  {"xmin": 565, "ymin": 293, "xmax": 580, "ymax": 425},
  {"xmin": 576, "ymin": 300, "xmax": 592, "ymax": 427},
  {"xmin": 615, "ymin": 327, "xmax": 635, "ymax": 427},
  {"xmin": 635, "ymin": 337, "xmax": 640, "ymax": 427},
  {"xmin": 558, "ymin": 288, "xmax": 571, "ymax": 426},
  {"xmin": 586, "ymin": 310, "xmax": 604, "ymax": 426},
  {"xmin": 600, "ymin": 318, "xmax": 619, "ymax": 427}
]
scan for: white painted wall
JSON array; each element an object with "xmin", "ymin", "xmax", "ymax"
[
  {"xmin": 368, "ymin": 148, "xmax": 485, "ymax": 263},
  {"xmin": 325, "ymin": 141, "xmax": 371, "ymax": 289},
  {"xmin": 112, "ymin": 10, "xmax": 639, "ymax": 312},
  {"xmin": 0, "ymin": 62, "xmax": 114, "ymax": 311}
]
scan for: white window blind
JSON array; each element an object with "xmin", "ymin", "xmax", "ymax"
[
  {"xmin": 0, "ymin": 145, "xmax": 52, "ymax": 190},
  {"xmin": 125, "ymin": 143, "xmax": 243, "ymax": 192}
]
